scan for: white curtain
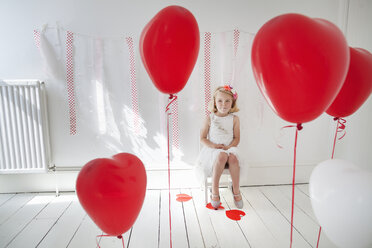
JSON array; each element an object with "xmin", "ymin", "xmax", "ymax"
[{"xmin": 37, "ymin": 26, "xmax": 331, "ymax": 175}]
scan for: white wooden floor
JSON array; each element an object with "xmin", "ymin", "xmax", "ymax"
[{"xmin": 0, "ymin": 185, "xmax": 337, "ymax": 248}]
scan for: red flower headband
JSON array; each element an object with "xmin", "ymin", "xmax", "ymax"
[{"xmin": 223, "ymin": 85, "xmax": 238, "ymax": 100}]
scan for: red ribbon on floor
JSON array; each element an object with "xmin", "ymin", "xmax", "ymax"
[
  {"xmin": 96, "ymin": 233, "xmax": 125, "ymax": 248},
  {"xmin": 165, "ymin": 94, "xmax": 177, "ymax": 248}
]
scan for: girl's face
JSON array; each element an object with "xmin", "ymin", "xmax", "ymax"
[{"xmin": 215, "ymin": 91, "xmax": 233, "ymax": 116}]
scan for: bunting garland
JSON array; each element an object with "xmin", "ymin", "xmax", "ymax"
[
  {"xmin": 66, "ymin": 31, "xmax": 77, "ymax": 135},
  {"xmin": 33, "ymin": 30, "xmax": 41, "ymax": 50},
  {"xmin": 231, "ymin": 29, "xmax": 240, "ymax": 85},
  {"xmin": 126, "ymin": 37, "xmax": 141, "ymax": 135},
  {"xmin": 233, "ymin": 29, "xmax": 240, "ymax": 57},
  {"xmin": 171, "ymin": 95, "xmax": 180, "ymax": 150},
  {"xmin": 204, "ymin": 32, "xmax": 212, "ymax": 116}
]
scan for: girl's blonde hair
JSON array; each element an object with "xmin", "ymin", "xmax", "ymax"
[{"xmin": 208, "ymin": 85, "xmax": 239, "ymax": 113}]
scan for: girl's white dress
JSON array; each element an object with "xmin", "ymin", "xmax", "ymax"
[{"xmin": 194, "ymin": 113, "xmax": 240, "ymax": 181}]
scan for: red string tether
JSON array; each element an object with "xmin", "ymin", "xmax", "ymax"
[
  {"xmin": 289, "ymin": 125, "xmax": 300, "ymax": 248},
  {"xmin": 165, "ymin": 94, "xmax": 177, "ymax": 248},
  {"xmin": 275, "ymin": 123, "xmax": 303, "ymax": 248},
  {"xmin": 317, "ymin": 117, "xmax": 347, "ymax": 247}
]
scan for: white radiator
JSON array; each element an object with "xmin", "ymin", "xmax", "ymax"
[{"xmin": 0, "ymin": 80, "xmax": 51, "ymax": 173}]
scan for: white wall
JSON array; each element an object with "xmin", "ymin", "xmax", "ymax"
[
  {"xmin": 0, "ymin": 0, "xmax": 371, "ymax": 192},
  {"xmin": 334, "ymin": 0, "xmax": 372, "ymax": 170}
]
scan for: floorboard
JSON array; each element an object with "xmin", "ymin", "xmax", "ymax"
[
  {"xmin": 0, "ymin": 185, "xmax": 338, "ymax": 248},
  {"xmin": 221, "ymin": 188, "xmax": 277, "ymax": 248},
  {"xmin": 207, "ymin": 188, "xmax": 250, "ymax": 248},
  {"xmin": 129, "ymin": 190, "xmax": 159, "ymax": 248},
  {"xmin": 159, "ymin": 189, "xmax": 188, "ymax": 248},
  {"xmin": 0, "ymin": 194, "xmax": 54, "ymax": 247},
  {"xmin": 0, "ymin": 194, "xmax": 36, "ymax": 225},
  {"xmin": 7, "ymin": 194, "xmax": 74, "ymax": 248},
  {"xmin": 0, "ymin": 194, "xmax": 15, "ymax": 206},
  {"xmin": 179, "ymin": 189, "xmax": 204, "ymax": 248},
  {"xmin": 278, "ymin": 185, "xmax": 317, "ymax": 222},
  {"xmin": 191, "ymin": 188, "xmax": 220, "ymax": 248},
  {"xmin": 260, "ymin": 186, "xmax": 318, "ymax": 247},
  {"xmin": 37, "ymin": 197, "xmax": 85, "ymax": 248},
  {"xmin": 242, "ymin": 187, "xmax": 311, "ymax": 248}
]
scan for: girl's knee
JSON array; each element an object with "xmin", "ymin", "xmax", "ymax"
[
  {"xmin": 228, "ymin": 154, "xmax": 239, "ymax": 165},
  {"xmin": 217, "ymin": 152, "xmax": 228, "ymax": 164}
]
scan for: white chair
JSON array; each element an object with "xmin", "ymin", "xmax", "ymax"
[{"xmin": 198, "ymin": 137, "xmax": 232, "ymax": 205}]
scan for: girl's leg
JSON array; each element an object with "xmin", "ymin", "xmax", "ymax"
[
  {"xmin": 228, "ymin": 154, "xmax": 242, "ymax": 201},
  {"xmin": 212, "ymin": 152, "xmax": 228, "ymax": 200}
]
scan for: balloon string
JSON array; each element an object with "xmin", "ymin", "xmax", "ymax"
[
  {"xmin": 276, "ymin": 124, "xmax": 302, "ymax": 248},
  {"xmin": 167, "ymin": 111, "xmax": 173, "ymax": 248},
  {"xmin": 316, "ymin": 226, "xmax": 322, "ymax": 248},
  {"xmin": 166, "ymin": 94, "xmax": 176, "ymax": 248},
  {"xmin": 331, "ymin": 117, "xmax": 347, "ymax": 159},
  {"xmin": 318, "ymin": 117, "xmax": 347, "ymax": 246},
  {"xmin": 331, "ymin": 118, "xmax": 340, "ymax": 159},
  {"xmin": 166, "ymin": 94, "xmax": 178, "ymax": 112},
  {"xmin": 276, "ymin": 123, "xmax": 302, "ymax": 148},
  {"xmin": 337, "ymin": 118, "xmax": 347, "ymax": 140},
  {"xmin": 289, "ymin": 126, "xmax": 300, "ymax": 248},
  {"xmin": 96, "ymin": 234, "xmax": 125, "ymax": 248}
]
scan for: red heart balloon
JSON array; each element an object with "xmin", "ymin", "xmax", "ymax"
[
  {"xmin": 140, "ymin": 5, "xmax": 200, "ymax": 94},
  {"xmin": 326, "ymin": 47, "xmax": 372, "ymax": 117},
  {"xmin": 251, "ymin": 13, "xmax": 350, "ymax": 124},
  {"xmin": 76, "ymin": 153, "xmax": 147, "ymax": 236}
]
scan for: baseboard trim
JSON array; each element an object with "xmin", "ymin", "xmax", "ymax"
[{"xmin": 0, "ymin": 164, "xmax": 316, "ymax": 193}]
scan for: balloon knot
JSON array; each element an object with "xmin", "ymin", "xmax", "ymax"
[
  {"xmin": 297, "ymin": 123, "xmax": 303, "ymax": 131},
  {"xmin": 333, "ymin": 117, "xmax": 339, "ymax": 121},
  {"xmin": 117, "ymin": 235, "xmax": 123, "ymax": 239},
  {"xmin": 169, "ymin": 94, "xmax": 174, "ymax": 99}
]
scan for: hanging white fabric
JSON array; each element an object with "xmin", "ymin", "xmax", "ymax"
[{"xmin": 36, "ymin": 25, "xmax": 271, "ymax": 170}]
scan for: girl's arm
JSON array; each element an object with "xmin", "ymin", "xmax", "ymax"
[
  {"xmin": 224, "ymin": 115, "xmax": 240, "ymax": 149},
  {"xmin": 200, "ymin": 115, "xmax": 224, "ymax": 149}
]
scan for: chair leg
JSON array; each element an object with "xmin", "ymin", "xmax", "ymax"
[{"xmin": 204, "ymin": 177, "xmax": 208, "ymax": 205}]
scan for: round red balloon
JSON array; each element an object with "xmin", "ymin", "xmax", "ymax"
[
  {"xmin": 140, "ymin": 5, "xmax": 200, "ymax": 94},
  {"xmin": 76, "ymin": 153, "xmax": 147, "ymax": 236},
  {"xmin": 251, "ymin": 13, "xmax": 350, "ymax": 124},
  {"xmin": 326, "ymin": 47, "xmax": 372, "ymax": 117}
]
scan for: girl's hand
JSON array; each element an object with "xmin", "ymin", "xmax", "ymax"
[
  {"xmin": 222, "ymin": 145, "xmax": 230, "ymax": 150},
  {"xmin": 213, "ymin": 144, "xmax": 225, "ymax": 149}
]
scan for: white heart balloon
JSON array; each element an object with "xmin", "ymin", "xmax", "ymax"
[{"xmin": 309, "ymin": 159, "xmax": 372, "ymax": 248}]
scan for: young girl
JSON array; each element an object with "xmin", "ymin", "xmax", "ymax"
[{"xmin": 196, "ymin": 85, "xmax": 243, "ymax": 209}]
